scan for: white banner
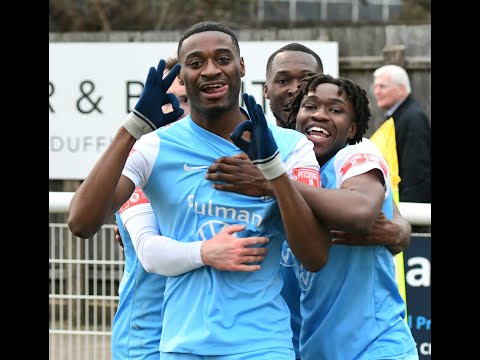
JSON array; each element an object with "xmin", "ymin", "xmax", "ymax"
[{"xmin": 49, "ymin": 41, "xmax": 338, "ymax": 179}]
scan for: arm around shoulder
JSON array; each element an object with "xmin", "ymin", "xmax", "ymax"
[{"xmin": 387, "ymin": 201, "xmax": 411, "ymax": 254}]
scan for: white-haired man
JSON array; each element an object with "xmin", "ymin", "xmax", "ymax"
[{"xmin": 372, "ymin": 64, "xmax": 431, "ymax": 204}]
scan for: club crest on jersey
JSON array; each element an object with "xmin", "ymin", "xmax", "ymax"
[{"xmin": 196, "ymin": 220, "xmax": 238, "ymax": 241}]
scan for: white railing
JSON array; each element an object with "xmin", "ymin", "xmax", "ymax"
[
  {"xmin": 49, "ymin": 222, "xmax": 122, "ymax": 360},
  {"xmin": 49, "ymin": 191, "xmax": 432, "ymax": 226}
]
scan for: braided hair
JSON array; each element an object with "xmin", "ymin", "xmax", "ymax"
[{"xmin": 286, "ymin": 73, "xmax": 370, "ymax": 145}]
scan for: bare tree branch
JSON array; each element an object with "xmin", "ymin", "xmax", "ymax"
[{"xmin": 87, "ymin": 0, "xmax": 111, "ymax": 32}]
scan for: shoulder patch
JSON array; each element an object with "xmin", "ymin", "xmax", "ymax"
[
  {"xmin": 292, "ymin": 168, "xmax": 321, "ymax": 188},
  {"xmin": 118, "ymin": 187, "xmax": 149, "ymax": 214},
  {"xmin": 340, "ymin": 153, "xmax": 387, "ymax": 176}
]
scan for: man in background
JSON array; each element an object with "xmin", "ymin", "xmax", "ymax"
[
  {"xmin": 263, "ymin": 42, "xmax": 323, "ymax": 128},
  {"xmin": 372, "ymin": 64, "xmax": 431, "ymax": 203}
]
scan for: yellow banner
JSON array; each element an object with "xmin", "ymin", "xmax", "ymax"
[{"xmin": 370, "ymin": 117, "xmax": 407, "ymax": 317}]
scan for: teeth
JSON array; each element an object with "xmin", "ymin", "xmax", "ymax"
[
  {"xmin": 204, "ymin": 84, "xmax": 222, "ymax": 89},
  {"xmin": 307, "ymin": 126, "xmax": 330, "ymax": 136}
]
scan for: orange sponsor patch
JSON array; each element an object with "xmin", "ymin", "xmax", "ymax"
[
  {"xmin": 292, "ymin": 168, "xmax": 321, "ymax": 188},
  {"xmin": 118, "ymin": 187, "xmax": 150, "ymax": 214}
]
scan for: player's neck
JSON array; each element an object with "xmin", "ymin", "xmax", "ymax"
[{"xmin": 191, "ymin": 106, "xmax": 248, "ymax": 141}]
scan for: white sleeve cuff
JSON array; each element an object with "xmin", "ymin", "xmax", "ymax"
[
  {"xmin": 255, "ymin": 152, "xmax": 285, "ymax": 180},
  {"xmin": 122, "ymin": 112, "xmax": 152, "ymax": 140},
  {"xmin": 188, "ymin": 240, "xmax": 204, "ymax": 269}
]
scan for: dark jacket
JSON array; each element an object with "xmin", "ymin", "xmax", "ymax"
[{"xmin": 392, "ymin": 95, "xmax": 431, "ymax": 203}]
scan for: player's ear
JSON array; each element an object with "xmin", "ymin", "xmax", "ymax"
[
  {"xmin": 347, "ymin": 123, "xmax": 358, "ymax": 140},
  {"xmin": 240, "ymin": 57, "xmax": 246, "ymax": 77}
]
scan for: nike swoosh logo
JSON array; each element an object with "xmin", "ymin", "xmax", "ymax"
[{"xmin": 183, "ymin": 163, "xmax": 209, "ymax": 172}]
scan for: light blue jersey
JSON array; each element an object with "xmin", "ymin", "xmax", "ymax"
[
  {"xmin": 280, "ymin": 242, "xmax": 302, "ymax": 360},
  {"xmin": 111, "ymin": 201, "xmax": 167, "ymax": 360},
  {"xmin": 292, "ymin": 139, "xmax": 417, "ymax": 360},
  {"xmin": 123, "ymin": 113, "xmax": 319, "ymax": 356}
]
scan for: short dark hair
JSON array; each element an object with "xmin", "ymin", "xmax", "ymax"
[
  {"xmin": 266, "ymin": 43, "xmax": 324, "ymax": 79},
  {"xmin": 286, "ymin": 73, "xmax": 370, "ymax": 144},
  {"xmin": 178, "ymin": 21, "xmax": 240, "ymax": 57}
]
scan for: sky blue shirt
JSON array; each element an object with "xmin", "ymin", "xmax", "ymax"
[
  {"xmin": 285, "ymin": 139, "xmax": 416, "ymax": 359},
  {"xmin": 123, "ymin": 113, "xmax": 319, "ymax": 356},
  {"xmin": 111, "ymin": 213, "xmax": 166, "ymax": 360}
]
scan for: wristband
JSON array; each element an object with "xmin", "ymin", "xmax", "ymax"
[
  {"xmin": 255, "ymin": 153, "xmax": 285, "ymax": 180},
  {"xmin": 122, "ymin": 111, "xmax": 154, "ymax": 140}
]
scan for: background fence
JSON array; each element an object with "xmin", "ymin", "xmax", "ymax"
[{"xmin": 49, "ymin": 222, "xmax": 123, "ymax": 360}]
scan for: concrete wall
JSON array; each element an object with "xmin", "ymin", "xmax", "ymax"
[{"xmin": 49, "ymin": 24, "xmax": 431, "ymax": 57}]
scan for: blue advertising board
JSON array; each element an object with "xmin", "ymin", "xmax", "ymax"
[{"xmin": 403, "ymin": 233, "xmax": 431, "ymax": 358}]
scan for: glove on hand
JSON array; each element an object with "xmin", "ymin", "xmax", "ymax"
[
  {"xmin": 230, "ymin": 93, "xmax": 285, "ymax": 180},
  {"xmin": 123, "ymin": 59, "xmax": 184, "ymax": 139}
]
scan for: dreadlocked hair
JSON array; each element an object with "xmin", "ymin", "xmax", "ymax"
[{"xmin": 285, "ymin": 73, "xmax": 371, "ymax": 145}]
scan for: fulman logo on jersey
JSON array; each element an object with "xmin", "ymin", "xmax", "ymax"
[{"xmin": 187, "ymin": 195, "xmax": 265, "ymax": 228}]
